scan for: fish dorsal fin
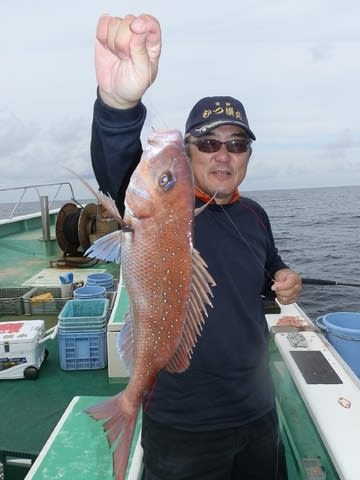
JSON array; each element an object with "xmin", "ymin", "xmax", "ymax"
[
  {"xmin": 117, "ymin": 311, "xmax": 135, "ymax": 375},
  {"xmin": 165, "ymin": 248, "xmax": 215, "ymax": 373},
  {"xmin": 64, "ymin": 167, "xmax": 132, "ymax": 230},
  {"xmin": 85, "ymin": 230, "xmax": 122, "ymax": 264}
]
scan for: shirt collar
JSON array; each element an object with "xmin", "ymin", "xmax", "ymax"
[{"xmin": 194, "ymin": 186, "xmax": 240, "ymax": 205}]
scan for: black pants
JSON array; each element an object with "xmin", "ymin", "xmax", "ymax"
[{"xmin": 140, "ymin": 409, "xmax": 288, "ymax": 480}]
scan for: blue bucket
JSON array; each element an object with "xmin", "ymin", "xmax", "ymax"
[
  {"xmin": 73, "ymin": 285, "xmax": 106, "ymax": 299},
  {"xmin": 316, "ymin": 312, "xmax": 360, "ymax": 376},
  {"xmin": 86, "ymin": 273, "xmax": 114, "ymax": 291}
]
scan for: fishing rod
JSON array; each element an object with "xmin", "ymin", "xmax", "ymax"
[{"xmin": 302, "ymin": 278, "xmax": 360, "ymax": 288}]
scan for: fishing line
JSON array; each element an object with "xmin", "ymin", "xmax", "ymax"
[
  {"xmin": 218, "ymin": 203, "xmax": 275, "ymax": 286},
  {"xmin": 218, "ymin": 201, "xmax": 313, "ymax": 314}
]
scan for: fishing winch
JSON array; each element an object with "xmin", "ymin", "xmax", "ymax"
[{"xmin": 55, "ymin": 202, "xmax": 118, "ymax": 256}]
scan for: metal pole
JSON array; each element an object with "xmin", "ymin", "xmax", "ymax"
[{"xmin": 40, "ymin": 195, "xmax": 51, "ymax": 241}]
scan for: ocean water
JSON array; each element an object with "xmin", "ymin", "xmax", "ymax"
[
  {"xmin": 0, "ymin": 186, "xmax": 359, "ymax": 321},
  {"xmin": 0, "ymin": 199, "xmax": 92, "ymax": 219},
  {"xmin": 249, "ymin": 185, "xmax": 360, "ymax": 320}
]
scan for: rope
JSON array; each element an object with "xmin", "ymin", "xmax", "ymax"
[
  {"xmin": 50, "ymin": 256, "xmax": 100, "ymax": 268},
  {"xmin": 62, "ymin": 212, "xmax": 81, "ymax": 246}
]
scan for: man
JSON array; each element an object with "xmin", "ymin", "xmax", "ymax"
[{"xmin": 90, "ymin": 13, "xmax": 302, "ymax": 480}]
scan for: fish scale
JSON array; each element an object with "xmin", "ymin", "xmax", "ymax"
[{"xmin": 81, "ymin": 129, "xmax": 215, "ymax": 480}]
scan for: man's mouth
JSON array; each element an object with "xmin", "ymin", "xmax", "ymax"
[{"xmin": 211, "ymin": 169, "xmax": 231, "ymax": 177}]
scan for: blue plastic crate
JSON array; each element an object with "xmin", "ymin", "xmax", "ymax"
[
  {"xmin": 58, "ymin": 329, "xmax": 107, "ymax": 370},
  {"xmin": 58, "ymin": 298, "xmax": 109, "ymax": 324}
]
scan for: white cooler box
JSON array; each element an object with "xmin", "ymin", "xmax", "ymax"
[{"xmin": 0, "ymin": 319, "xmax": 57, "ymax": 379}]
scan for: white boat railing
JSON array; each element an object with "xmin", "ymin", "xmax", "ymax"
[
  {"xmin": 0, "ymin": 182, "xmax": 75, "ymax": 220},
  {"xmin": 0, "ymin": 182, "xmax": 77, "ymax": 242}
]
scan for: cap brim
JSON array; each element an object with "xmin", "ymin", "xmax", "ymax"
[{"xmin": 188, "ymin": 120, "xmax": 256, "ymax": 140}]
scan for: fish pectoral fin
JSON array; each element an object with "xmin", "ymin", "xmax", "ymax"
[
  {"xmin": 85, "ymin": 230, "xmax": 122, "ymax": 263},
  {"xmin": 117, "ymin": 312, "xmax": 135, "ymax": 374},
  {"xmin": 165, "ymin": 248, "xmax": 216, "ymax": 374}
]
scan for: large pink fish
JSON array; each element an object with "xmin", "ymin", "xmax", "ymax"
[{"xmin": 83, "ymin": 129, "xmax": 215, "ymax": 480}]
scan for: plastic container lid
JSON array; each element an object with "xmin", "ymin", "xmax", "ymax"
[
  {"xmin": 86, "ymin": 273, "xmax": 113, "ymax": 283},
  {"xmin": 73, "ymin": 285, "xmax": 106, "ymax": 299}
]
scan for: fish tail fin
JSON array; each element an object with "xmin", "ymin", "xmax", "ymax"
[{"xmin": 84, "ymin": 392, "xmax": 140, "ymax": 480}]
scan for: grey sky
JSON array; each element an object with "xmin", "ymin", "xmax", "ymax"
[{"xmin": 0, "ymin": 0, "xmax": 359, "ymax": 200}]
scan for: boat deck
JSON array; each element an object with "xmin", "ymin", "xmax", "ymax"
[
  {"xmin": 0, "ymin": 213, "xmax": 118, "ymax": 288},
  {"xmin": 0, "ymin": 328, "xmax": 125, "ymax": 456},
  {"xmin": 0, "ymin": 233, "xmax": 57, "ymax": 289}
]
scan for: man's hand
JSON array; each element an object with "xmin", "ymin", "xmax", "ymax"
[
  {"xmin": 271, "ymin": 268, "xmax": 302, "ymax": 305},
  {"xmin": 95, "ymin": 13, "xmax": 161, "ymax": 109}
]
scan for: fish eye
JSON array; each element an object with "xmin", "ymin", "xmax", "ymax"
[{"xmin": 159, "ymin": 171, "xmax": 176, "ymax": 190}]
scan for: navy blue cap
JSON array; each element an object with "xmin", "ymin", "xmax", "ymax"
[{"xmin": 185, "ymin": 96, "xmax": 256, "ymax": 140}]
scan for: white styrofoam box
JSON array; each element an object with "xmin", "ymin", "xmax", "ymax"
[{"xmin": 107, "ymin": 285, "xmax": 129, "ymax": 379}]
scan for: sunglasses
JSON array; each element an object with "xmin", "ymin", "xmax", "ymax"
[{"xmin": 187, "ymin": 138, "xmax": 251, "ymax": 154}]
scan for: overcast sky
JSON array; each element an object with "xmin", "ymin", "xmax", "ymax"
[{"xmin": 0, "ymin": 0, "xmax": 359, "ymax": 201}]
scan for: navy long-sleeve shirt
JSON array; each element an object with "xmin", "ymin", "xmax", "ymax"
[{"xmin": 91, "ymin": 94, "xmax": 288, "ymax": 431}]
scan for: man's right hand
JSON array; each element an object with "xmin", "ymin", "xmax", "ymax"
[{"xmin": 95, "ymin": 13, "xmax": 162, "ymax": 109}]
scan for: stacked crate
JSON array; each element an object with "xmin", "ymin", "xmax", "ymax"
[{"xmin": 57, "ymin": 298, "xmax": 109, "ymax": 370}]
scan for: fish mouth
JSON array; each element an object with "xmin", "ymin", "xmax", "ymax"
[{"xmin": 125, "ymin": 201, "xmax": 152, "ymax": 220}]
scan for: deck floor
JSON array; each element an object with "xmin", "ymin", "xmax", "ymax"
[
  {"xmin": 0, "ymin": 221, "xmax": 118, "ymax": 289},
  {"xmin": 0, "ymin": 328, "xmax": 126, "ymax": 457}
]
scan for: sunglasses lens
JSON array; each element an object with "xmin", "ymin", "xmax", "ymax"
[
  {"xmin": 194, "ymin": 139, "xmax": 250, "ymax": 153},
  {"xmin": 195, "ymin": 140, "xmax": 220, "ymax": 152},
  {"xmin": 226, "ymin": 140, "xmax": 250, "ymax": 153}
]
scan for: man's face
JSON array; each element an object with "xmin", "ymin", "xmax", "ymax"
[{"xmin": 187, "ymin": 125, "xmax": 252, "ymax": 204}]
